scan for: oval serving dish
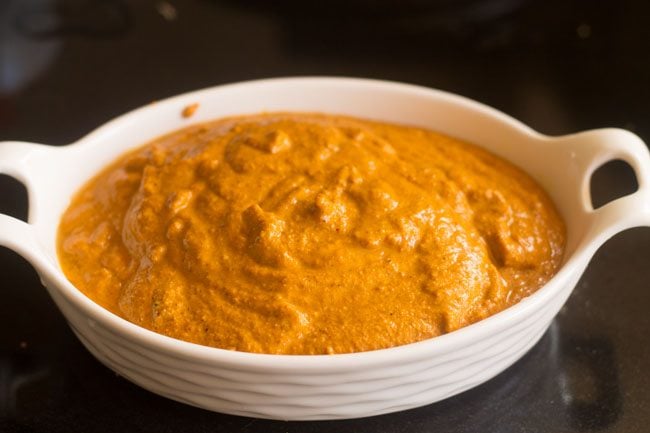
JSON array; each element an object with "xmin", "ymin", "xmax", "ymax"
[{"xmin": 1, "ymin": 77, "xmax": 649, "ymax": 420}]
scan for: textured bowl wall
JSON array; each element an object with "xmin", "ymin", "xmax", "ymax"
[{"xmin": 41, "ymin": 267, "xmax": 583, "ymax": 420}]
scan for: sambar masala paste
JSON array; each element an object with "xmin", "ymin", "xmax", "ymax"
[{"xmin": 57, "ymin": 113, "xmax": 565, "ymax": 354}]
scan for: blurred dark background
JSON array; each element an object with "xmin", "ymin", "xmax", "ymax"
[{"xmin": 1, "ymin": 1, "xmax": 649, "ymax": 432}]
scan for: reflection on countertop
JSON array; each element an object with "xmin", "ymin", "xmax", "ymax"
[{"xmin": 0, "ymin": 345, "xmax": 49, "ymax": 419}]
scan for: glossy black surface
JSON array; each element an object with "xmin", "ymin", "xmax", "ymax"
[{"xmin": 1, "ymin": 1, "xmax": 649, "ymax": 431}]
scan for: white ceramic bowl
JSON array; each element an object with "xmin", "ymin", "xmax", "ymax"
[{"xmin": 1, "ymin": 77, "xmax": 649, "ymax": 421}]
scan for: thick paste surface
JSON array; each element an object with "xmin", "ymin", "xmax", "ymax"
[{"xmin": 57, "ymin": 113, "xmax": 565, "ymax": 354}]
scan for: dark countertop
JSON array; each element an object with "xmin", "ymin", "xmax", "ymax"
[{"xmin": 1, "ymin": 1, "xmax": 649, "ymax": 431}]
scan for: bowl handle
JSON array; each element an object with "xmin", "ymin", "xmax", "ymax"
[
  {"xmin": 574, "ymin": 129, "xmax": 650, "ymax": 241},
  {"xmin": 0, "ymin": 141, "xmax": 50, "ymax": 260}
]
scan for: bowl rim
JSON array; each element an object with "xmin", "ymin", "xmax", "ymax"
[{"xmin": 6, "ymin": 76, "xmax": 650, "ymax": 371}]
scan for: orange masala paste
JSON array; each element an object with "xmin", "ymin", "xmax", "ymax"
[{"xmin": 57, "ymin": 113, "xmax": 565, "ymax": 354}]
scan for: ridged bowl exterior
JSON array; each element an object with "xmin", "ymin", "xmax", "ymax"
[{"xmin": 43, "ymin": 269, "xmax": 582, "ymax": 420}]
